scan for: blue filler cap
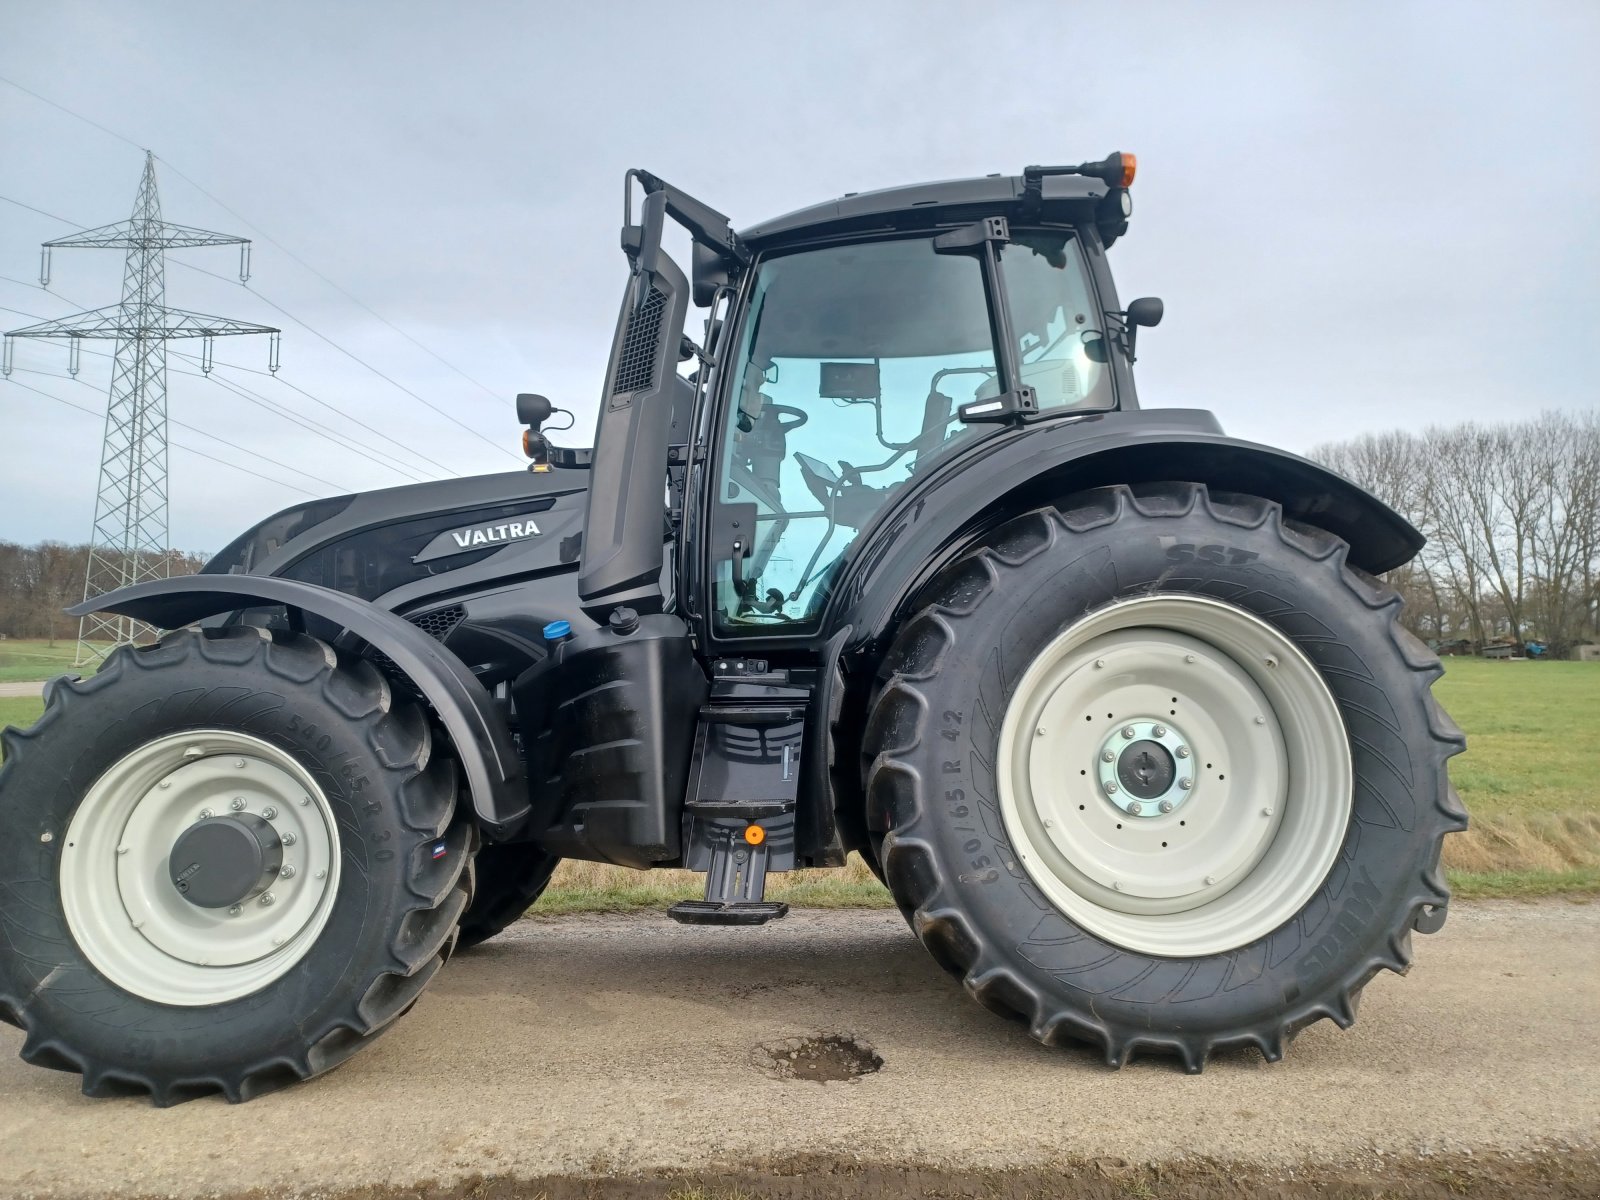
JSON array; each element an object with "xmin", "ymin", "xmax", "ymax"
[{"xmin": 542, "ymin": 620, "xmax": 572, "ymax": 641}]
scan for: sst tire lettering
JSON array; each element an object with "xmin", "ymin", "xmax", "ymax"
[{"xmin": 1161, "ymin": 539, "xmax": 1259, "ymax": 566}]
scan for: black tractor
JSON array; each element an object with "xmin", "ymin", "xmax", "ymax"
[{"xmin": 0, "ymin": 155, "xmax": 1466, "ymax": 1103}]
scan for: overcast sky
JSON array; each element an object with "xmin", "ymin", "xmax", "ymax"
[{"xmin": 2, "ymin": 1, "xmax": 1597, "ymax": 551}]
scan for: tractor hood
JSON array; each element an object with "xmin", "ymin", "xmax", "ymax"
[{"xmin": 204, "ymin": 468, "xmax": 591, "ymax": 611}]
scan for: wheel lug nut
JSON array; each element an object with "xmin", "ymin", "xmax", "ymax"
[
  {"xmin": 1184, "ymin": 653, "xmax": 1197, "ymax": 664},
  {"xmin": 158, "ymin": 780, "xmax": 172, "ymax": 790},
  {"xmin": 1204, "ymin": 875, "xmax": 1216, "ymax": 886},
  {"xmin": 258, "ymin": 892, "xmax": 275, "ymax": 907},
  {"xmin": 261, "ymin": 806, "xmax": 278, "ymax": 820},
  {"xmin": 1101, "ymin": 749, "xmax": 1115, "ymax": 763},
  {"xmin": 1152, "ymin": 724, "xmax": 1167, "ymax": 738},
  {"xmin": 1127, "ymin": 801, "xmax": 1143, "ymax": 815},
  {"xmin": 230, "ymin": 797, "xmax": 247, "ymax": 811},
  {"xmin": 1104, "ymin": 779, "xmax": 1120, "ymax": 794},
  {"xmin": 279, "ymin": 865, "xmax": 296, "ymax": 879},
  {"xmin": 1159, "ymin": 800, "xmax": 1174, "ymax": 813},
  {"xmin": 1121, "ymin": 726, "xmax": 1136, "ymax": 740},
  {"xmin": 1254, "ymin": 716, "xmax": 1266, "ymax": 726},
  {"xmin": 281, "ymin": 832, "xmax": 297, "ymax": 846},
  {"xmin": 228, "ymin": 904, "xmax": 242, "ymax": 917},
  {"xmin": 1179, "ymin": 778, "xmax": 1193, "ymax": 791},
  {"xmin": 234, "ymin": 759, "xmax": 246, "ymax": 769},
  {"xmin": 198, "ymin": 808, "xmax": 214, "ymax": 820},
  {"xmin": 1262, "ymin": 807, "xmax": 1274, "ymax": 817},
  {"xmin": 1175, "ymin": 746, "xmax": 1190, "ymax": 759},
  {"xmin": 1036, "ymin": 727, "xmax": 1046, "ymax": 738}
]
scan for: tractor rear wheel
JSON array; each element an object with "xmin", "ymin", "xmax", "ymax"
[
  {"xmin": 456, "ymin": 842, "xmax": 560, "ymax": 949},
  {"xmin": 0, "ymin": 627, "xmax": 473, "ymax": 1104},
  {"xmin": 863, "ymin": 483, "xmax": 1466, "ymax": 1070}
]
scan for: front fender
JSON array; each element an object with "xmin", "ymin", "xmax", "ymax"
[
  {"xmin": 68, "ymin": 576, "xmax": 529, "ymax": 839},
  {"xmin": 829, "ymin": 409, "xmax": 1424, "ymax": 649}
]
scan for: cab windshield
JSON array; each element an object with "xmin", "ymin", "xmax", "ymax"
[{"xmin": 711, "ymin": 229, "xmax": 1111, "ymax": 635}]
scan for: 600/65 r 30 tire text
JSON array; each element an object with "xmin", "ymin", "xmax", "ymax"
[
  {"xmin": 0, "ymin": 627, "xmax": 474, "ymax": 1105},
  {"xmin": 863, "ymin": 483, "xmax": 1466, "ymax": 1070}
]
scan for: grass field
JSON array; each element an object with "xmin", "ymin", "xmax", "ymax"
[
  {"xmin": 1, "ymin": 657, "xmax": 1595, "ymax": 905},
  {"xmin": 0, "ymin": 638, "xmax": 105, "ymax": 683}
]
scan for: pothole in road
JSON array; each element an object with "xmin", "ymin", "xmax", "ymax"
[{"xmin": 755, "ymin": 1033, "xmax": 883, "ymax": 1083}]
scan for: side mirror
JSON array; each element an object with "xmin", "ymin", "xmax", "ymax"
[
  {"xmin": 1113, "ymin": 297, "xmax": 1164, "ymax": 363},
  {"xmin": 1127, "ymin": 296, "xmax": 1164, "ymax": 327},
  {"xmin": 516, "ymin": 393, "xmax": 554, "ymax": 429}
]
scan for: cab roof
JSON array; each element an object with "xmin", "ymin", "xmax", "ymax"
[{"xmin": 739, "ymin": 171, "xmax": 1114, "ymax": 248}]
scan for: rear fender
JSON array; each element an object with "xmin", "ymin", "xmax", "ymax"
[
  {"xmin": 68, "ymin": 576, "xmax": 529, "ymax": 839},
  {"xmin": 831, "ymin": 411, "xmax": 1424, "ymax": 650}
]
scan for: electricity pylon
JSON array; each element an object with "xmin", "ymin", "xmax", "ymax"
[{"xmin": 3, "ymin": 152, "xmax": 280, "ymax": 664}]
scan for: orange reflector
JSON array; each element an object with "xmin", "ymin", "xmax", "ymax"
[
  {"xmin": 1118, "ymin": 152, "xmax": 1137, "ymax": 188},
  {"xmin": 743, "ymin": 824, "xmax": 766, "ymax": 846},
  {"xmin": 521, "ymin": 429, "xmax": 534, "ymax": 457}
]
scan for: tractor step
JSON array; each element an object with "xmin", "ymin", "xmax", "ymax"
[{"xmin": 667, "ymin": 900, "xmax": 790, "ymax": 926}]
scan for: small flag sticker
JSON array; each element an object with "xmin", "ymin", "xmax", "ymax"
[{"xmin": 431, "ymin": 841, "xmax": 448, "ymax": 860}]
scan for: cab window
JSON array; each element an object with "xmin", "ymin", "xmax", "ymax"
[{"xmin": 712, "ymin": 236, "xmax": 997, "ymax": 634}]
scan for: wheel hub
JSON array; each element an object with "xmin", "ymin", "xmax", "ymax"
[
  {"xmin": 59, "ymin": 730, "xmax": 341, "ymax": 1006},
  {"xmin": 168, "ymin": 813, "xmax": 283, "ymax": 909},
  {"xmin": 1099, "ymin": 721, "xmax": 1193, "ymax": 815},
  {"xmin": 997, "ymin": 595, "xmax": 1353, "ymax": 957}
]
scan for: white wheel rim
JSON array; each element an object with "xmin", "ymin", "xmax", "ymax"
[
  {"xmin": 997, "ymin": 595, "xmax": 1351, "ymax": 957},
  {"xmin": 60, "ymin": 730, "xmax": 341, "ymax": 1006}
]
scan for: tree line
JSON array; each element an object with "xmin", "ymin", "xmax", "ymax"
[
  {"xmin": 1312, "ymin": 411, "xmax": 1600, "ymax": 656},
  {"xmin": 0, "ymin": 543, "xmax": 208, "ymax": 644}
]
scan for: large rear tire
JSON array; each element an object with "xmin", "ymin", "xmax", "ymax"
[
  {"xmin": 863, "ymin": 483, "xmax": 1466, "ymax": 1070},
  {"xmin": 0, "ymin": 627, "xmax": 474, "ymax": 1104}
]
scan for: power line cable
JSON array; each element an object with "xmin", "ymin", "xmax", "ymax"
[
  {"xmin": 1, "ymin": 191, "xmax": 513, "ymax": 473},
  {"xmin": 153, "ymin": 158, "xmax": 513, "ymax": 414},
  {"xmin": 3, "ymin": 269, "xmax": 443, "ymax": 483},
  {"xmin": 10, "ymin": 363, "xmax": 353, "ymax": 493},
  {"xmin": 0, "ymin": 78, "xmax": 524, "ymax": 462},
  {"xmin": 5, "ymin": 376, "xmax": 320, "ymax": 500},
  {"xmin": 0, "ymin": 76, "xmax": 145, "ymax": 153},
  {"xmin": 170, "ymin": 255, "xmax": 523, "ymax": 464}
]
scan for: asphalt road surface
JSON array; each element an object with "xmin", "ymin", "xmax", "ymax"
[{"xmin": 1, "ymin": 902, "xmax": 1596, "ymax": 1198}]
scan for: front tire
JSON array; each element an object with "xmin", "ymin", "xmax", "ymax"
[
  {"xmin": 0, "ymin": 627, "xmax": 474, "ymax": 1104},
  {"xmin": 863, "ymin": 483, "xmax": 1466, "ymax": 1070}
]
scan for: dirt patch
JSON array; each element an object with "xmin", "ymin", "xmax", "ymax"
[
  {"xmin": 753, "ymin": 1033, "xmax": 883, "ymax": 1082},
  {"xmin": 142, "ymin": 1147, "xmax": 1600, "ymax": 1200}
]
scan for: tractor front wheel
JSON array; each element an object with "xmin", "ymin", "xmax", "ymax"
[{"xmin": 0, "ymin": 627, "xmax": 473, "ymax": 1104}]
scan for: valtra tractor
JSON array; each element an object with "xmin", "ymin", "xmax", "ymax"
[{"xmin": 0, "ymin": 154, "xmax": 1466, "ymax": 1103}]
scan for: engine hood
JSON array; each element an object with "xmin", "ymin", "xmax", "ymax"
[{"xmin": 204, "ymin": 468, "xmax": 591, "ymax": 610}]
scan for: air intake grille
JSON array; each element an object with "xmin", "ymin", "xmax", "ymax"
[
  {"xmin": 408, "ymin": 604, "xmax": 466, "ymax": 642},
  {"xmin": 612, "ymin": 286, "xmax": 666, "ymax": 395}
]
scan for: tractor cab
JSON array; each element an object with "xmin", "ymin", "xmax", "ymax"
[{"xmin": 565, "ymin": 157, "xmax": 1163, "ymax": 640}]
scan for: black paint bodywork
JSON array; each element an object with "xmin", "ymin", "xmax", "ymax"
[{"xmin": 74, "ymin": 164, "xmax": 1425, "ymax": 874}]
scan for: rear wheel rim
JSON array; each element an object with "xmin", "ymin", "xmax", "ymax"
[
  {"xmin": 997, "ymin": 595, "xmax": 1351, "ymax": 957},
  {"xmin": 60, "ymin": 729, "xmax": 341, "ymax": 1006}
]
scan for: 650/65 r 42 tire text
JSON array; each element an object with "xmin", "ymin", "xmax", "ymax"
[
  {"xmin": 863, "ymin": 483, "xmax": 1467, "ymax": 1071},
  {"xmin": 0, "ymin": 626, "xmax": 474, "ymax": 1105}
]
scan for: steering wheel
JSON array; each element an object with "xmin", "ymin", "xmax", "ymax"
[{"xmin": 794, "ymin": 451, "xmax": 841, "ymax": 507}]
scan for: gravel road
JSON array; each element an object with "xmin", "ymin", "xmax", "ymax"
[
  {"xmin": 0, "ymin": 682, "xmax": 45, "ymax": 699},
  {"xmin": 1, "ymin": 901, "xmax": 1596, "ymax": 1198}
]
